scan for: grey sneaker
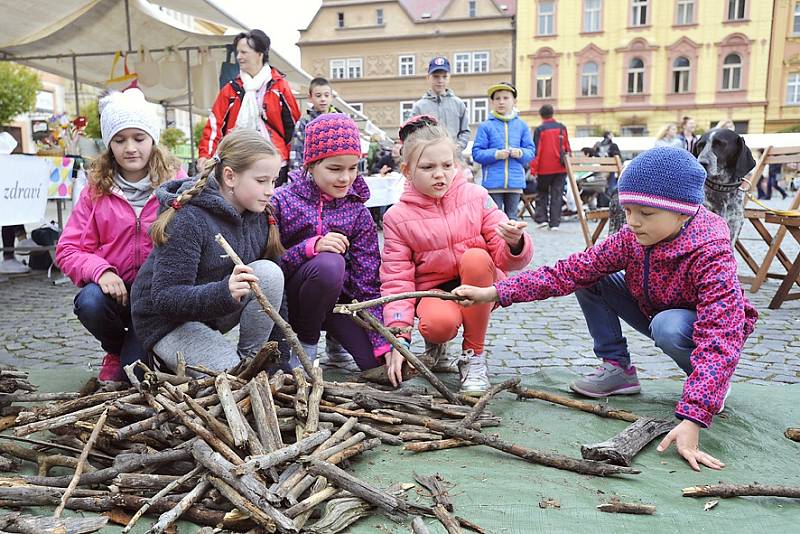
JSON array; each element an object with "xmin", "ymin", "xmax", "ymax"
[
  {"xmin": 570, "ymin": 361, "xmax": 641, "ymax": 398},
  {"xmin": 425, "ymin": 342, "xmax": 458, "ymax": 373},
  {"xmin": 325, "ymin": 336, "xmax": 351, "ymax": 364},
  {"xmin": 458, "ymin": 350, "xmax": 490, "ymax": 396},
  {"xmin": 0, "ymin": 258, "xmax": 30, "ymax": 274}
]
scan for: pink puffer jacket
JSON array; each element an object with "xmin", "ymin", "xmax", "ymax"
[{"xmin": 380, "ymin": 173, "xmax": 533, "ymax": 328}]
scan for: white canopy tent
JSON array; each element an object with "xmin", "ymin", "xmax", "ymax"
[{"xmin": 0, "ymin": 0, "xmax": 383, "ymax": 156}]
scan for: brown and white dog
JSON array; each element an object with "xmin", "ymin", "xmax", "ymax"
[{"xmin": 608, "ymin": 129, "xmax": 756, "ymax": 242}]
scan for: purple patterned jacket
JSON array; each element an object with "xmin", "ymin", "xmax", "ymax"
[
  {"xmin": 271, "ymin": 170, "xmax": 389, "ymax": 357},
  {"xmin": 495, "ymin": 206, "xmax": 758, "ymax": 428}
]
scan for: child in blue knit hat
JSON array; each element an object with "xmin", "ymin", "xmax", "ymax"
[{"xmin": 454, "ymin": 146, "xmax": 758, "ymax": 472}]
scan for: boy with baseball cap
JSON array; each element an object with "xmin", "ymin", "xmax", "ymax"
[{"xmin": 410, "ymin": 56, "xmax": 470, "ymax": 150}]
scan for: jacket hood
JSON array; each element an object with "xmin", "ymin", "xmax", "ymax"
[
  {"xmin": 422, "ymin": 88, "xmax": 457, "ymax": 100},
  {"xmin": 156, "ymin": 174, "xmax": 244, "ymax": 222},
  {"xmin": 628, "ymin": 206, "xmax": 730, "ymax": 259},
  {"xmin": 283, "ymin": 170, "xmax": 371, "ymax": 204},
  {"xmin": 399, "ymin": 170, "xmax": 467, "ymax": 208}
]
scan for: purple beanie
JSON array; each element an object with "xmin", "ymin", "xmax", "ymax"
[{"xmin": 303, "ymin": 113, "xmax": 362, "ymax": 166}]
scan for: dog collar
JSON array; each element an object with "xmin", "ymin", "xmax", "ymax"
[{"xmin": 705, "ymin": 176, "xmax": 743, "ymax": 193}]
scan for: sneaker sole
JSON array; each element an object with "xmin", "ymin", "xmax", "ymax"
[
  {"xmin": 569, "ymin": 382, "xmax": 641, "ymax": 398},
  {"xmin": 459, "ymin": 387, "xmax": 489, "ymax": 397}
]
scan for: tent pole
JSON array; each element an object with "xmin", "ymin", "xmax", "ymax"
[
  {"xmin": 185, "ymin": 49, "xmax": 195, "ymax": 163},
  {"xmin": 71, "ymin": 55, "xmax": 80, "ymax": 115},
  {"xmin": 124, "ymin": 0, "xmax": 133, "ymax": 52}
]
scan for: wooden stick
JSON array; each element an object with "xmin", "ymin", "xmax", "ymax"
[
  {"xmin": 293, "ymin": 368, "xmax": 309, "ymax": 442},
  {"xmin": 146, "ymin": 478, "xmax": 211, "ymax": 534},
  {"xmin": 304, "ymin": 457, "xmax": 408, "ymax": 514},
  {"xmin": 316, "ymin": 432, "xmax": 367, "ymax": 461},
  {"xmin": 122, "ymin": 466, "xmax": 202, "ymax": 533},
  {"xmin": 318, "ymin": 411, "xmax": 403, "ymax": 445},
  {"xmin": 0, "ymin": 392, "xmax": 80, "ymax": 403},
  {"xmin": 291, "ymin": 477, "xmax": 329, "ymax": 530},
  {"xmin": 511, "ymin": 386, "xmax": 639, "ymax": 422},
  {"xmin": 286, "ymin": 477, "xmax": 335, "ymax": 518},
  {"xmin": 332, "ymin": 291, "xmax": 464, "ymax": 313},
  {"xmin": 53, "ymin": 407, "xmax": 108, "ymax": 518},
  {"xmin": 785, "ymin": 427, "xmax": 800, "ymax": 442},
  {"xmin": 597, "ymin": 500, "xmax": 656, "ymax": 515},
  {"xmin": 215, "ymin": 233, "xmax": 315, "ymax": 379},
  {"xmin": 215, "ymin": 373, "xmax": 249, "ymax": 448},
  {"xmin": 682, "ymin": 483, "xmax": 800, "ymax": 499},
  {"xmin": 355, "ymin": 308, "xmax": 461, "ymax": 405},
  {"xmin": 15, "ymin": 389, "xmax": 132, "ymax": 425},
  {"xmin": 413, "ymin": 472, "xmax": 453, "ymax": 512},
  {"xmin": 432, "ymin": 503, "xmax": 462, "ymax": 534},
  {"xmin": 325, "ymin": 437, "xmax": 381, "ymax": 465},
  {"xmin": 207, "ymin": 475, "xmax": 278, "ymax": 531},
  {"xmin": 305, "ymin": 366, "xmax": 324, "ymax": 436},
  {"xmin": 14, "ymin": 392, "xmax": 141, "ymax": 436},
  {"xmin": 403, "ymin": 439, "xmax": 474, "ymax": 453},
  {"xmin": 0, "ymin": 513, "xmax": 107, "ymax": 534},
  {"xmin": 256, "ymin": 371, "xmax": 284, "ymax": 449},
  {"xmin": 459, "ymin": 377, "xmax": 519, "ymax": 428},
  {"xmin": 581, "ymin": 418, "xmax": 676, "ymax": 466},
  {"xmin": 232, "ymin": 429, "xmax": 331, "ymax": 475},
  {"xmin": 412, "ymin": 516, "xmax": 433, "ymax": 534}
]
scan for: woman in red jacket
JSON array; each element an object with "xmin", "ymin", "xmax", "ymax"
[{"xmin": 198, "ymin": 30, "xmax": 300, "ymax": 185}]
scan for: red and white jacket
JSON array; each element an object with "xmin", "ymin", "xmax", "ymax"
[{"xmin": 198, "ymin": 68, "xmax": 301, "ymax": 161}]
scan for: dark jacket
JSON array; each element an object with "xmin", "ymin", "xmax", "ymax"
[
  {"xmin": 131, "ymin": 175, "xmax": 277, "ymax": 352},
  {"xmin": 532, "ymin": 118, "xmax": 571, "ymax": 175},
  {"xmin": 370, "ymin": 151, "xmax": 398, "ymax": 175}
]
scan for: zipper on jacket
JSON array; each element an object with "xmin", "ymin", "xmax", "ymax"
[
  {"xmin": 437, "ymin": 198, "xmax": 458, "ymax": 273},
  {"xmin": 317, "ymin": 197, "xmax": 324, "ymax": 236},
  {"xmin": 642, "ymin": 248, "xmax": 654, "ymax": 309},
  {"xmin": 504, "ymin": 121, "xmax": 509, "ymax": 188},
  {"xmin": 134, "ymin": 215, "xmax": 141, "ymax": 270}
]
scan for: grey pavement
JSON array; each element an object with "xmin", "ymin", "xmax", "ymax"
[{"xmin": 1, "ymin": 195, "xmax": 799, "ymax": 385}]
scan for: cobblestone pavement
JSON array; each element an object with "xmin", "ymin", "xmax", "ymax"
[{"xmin": 1, "ymin": 195, "xmax": 798, "ymax": 385}]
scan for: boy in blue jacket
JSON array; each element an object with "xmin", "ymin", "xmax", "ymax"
[{"xmin": 472, "ymin": 82, "xmax": 535, "ymax": 220}]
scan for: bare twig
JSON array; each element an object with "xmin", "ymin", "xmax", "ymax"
[
  {"xmin": 682, "ymin": 483, "xmax": 800, "ymax": 499},
  {"xmin": 332, "ymin": 291, "xmax": 464, "ymax": 313},
  {"xmin": 459, "ymin": 378, "xmax": 519, "ymax": 428},
  {"xmin": 511, "ymin": 386, "xmax": 639, "ymax": 422}
]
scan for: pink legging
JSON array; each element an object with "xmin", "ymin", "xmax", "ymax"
[{"xmin": 417, "ymin": 248, "xmax": 496, "ymax": 355}]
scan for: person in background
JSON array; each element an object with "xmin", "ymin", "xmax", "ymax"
[
  {"xmin": 715, "ymin": 119, "xmax": 735, "ymax": 130},
  {"xmin": 0, "ymin": 225, "xmax": 33, "ymax": 274},
  {"xmin": 372, "ymin": 139, "xmax": 403, "ymax": 176},
  {"xmin": 290, "ymin": 77, "xmax": 339, "ymax": 171},
  {"xmin": 677, "ymin": 116, "xmax": 698, "ymax": 153},
  {"xmin": 411, "ymin": 57, "xmax": 470, "ymax": 151},
  {"xmin": 531, "ymin": 104, "xmax": 571, "ymax": 231},
  {"xmin": 471, "ymin": 82, "xmax": 535, "ymax": 221},
  {"xmin": 759, "ymin": 163, "xmax": 788, "ymax": 200},
  {"xmin": 593, "ymin": 131, "xmax": 622, "ymax": 196},
  {"xmin": 198, "ymin": 29, "xmax": 300, "ymax": 186},
  {"xmin": 367, "ymin": 133, "xmax": 383, "ymax": 172},
  {"xmin": 654, "ymin": 123, "xmax": 683, "ymax": 148}
]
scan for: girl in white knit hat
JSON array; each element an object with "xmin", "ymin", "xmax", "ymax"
[{"xmin": 56, "ymin": 88, "xmax": 185, "ymax": 383}]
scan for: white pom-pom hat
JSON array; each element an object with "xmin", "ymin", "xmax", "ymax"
[{"xmin": 99, "ymin": 88, "xmax": 161, "ymax": 147}]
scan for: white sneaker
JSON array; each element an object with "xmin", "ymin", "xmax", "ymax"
[
  {"xmin": 549, "ymin": 226, "xmax": 560, "ymax": 232},
  {"xmin": 0, "ymin": 258, "xmax": 30, "ymax": 274},
  {"xmin": 457, "ymin": 350, "xmax": 490, "ymax": 396},
  {"xmin": 325, "ymin": 336, "xmax": 352, "ymax": 364},
  {"xmin": 536, "ymin": 222, "xmax": 549, "ymax": 229},
  {"xmin": 14, "ymin": 238, "xmax": 37, "ymax": 254}
]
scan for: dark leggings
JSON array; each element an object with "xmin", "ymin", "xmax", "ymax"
[{"xmin": 2, "ymin": 225, "xmax": 25, "ymax": 260}]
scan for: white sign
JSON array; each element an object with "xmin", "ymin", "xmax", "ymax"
[
  {"xmin": 364, "ymin": 172, "xmax": 405, "ymax": 208},
  {"xmin": 0, "ymin": 155, "xmax": 51, "ymax": 226}
]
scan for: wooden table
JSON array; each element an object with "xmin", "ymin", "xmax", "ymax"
[{"xmin": 764, "ymin": 213, "xmax": 800, "ymax": 309}]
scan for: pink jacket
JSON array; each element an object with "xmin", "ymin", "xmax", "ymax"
[
  {"xmin": 381, "ymin": 173, "xmax": 533, "ymax": 328},
  {"xmin": 56, "ymin": 186, "xmax": 159, "ymax": 287},
  {"xmin": 495, "ymin": 206, "xmax": 758, "ymax": 428}
]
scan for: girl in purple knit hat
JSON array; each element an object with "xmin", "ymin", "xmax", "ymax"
[
  {"xmin": 455, "ymin": 146, "xmax": 758, "ymax": 472},
  {"xmin": 271, "ymin": 113, "xmax": 390, "ymax": 370}
]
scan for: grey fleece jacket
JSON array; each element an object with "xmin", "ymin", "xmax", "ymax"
[
  {"xmin": 410, "ymin": 89, "xmax": 471, "ymax": 150},
  {"xmin": 131, "ymin": 175, "xmax": 277, "ymax": 353}
]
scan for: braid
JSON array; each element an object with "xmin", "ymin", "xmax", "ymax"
[
  {"xmin": 149, "ymin": 160, "xmax": 215, "ymax": 246},
  {"xmin": 262, "ymin": 203, "xmax": 285, "ymax": 260}
]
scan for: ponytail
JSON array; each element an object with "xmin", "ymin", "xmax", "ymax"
[{"xmin": 263, "ymin": 204, "xmax": 285, "ymax": 260}]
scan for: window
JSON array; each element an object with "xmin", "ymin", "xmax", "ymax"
[
  {"xmin": 631, "ymin": 0, "xmax": 648, "ymax": 26},
  {"xmin": 538, "ymin": 1, "xmax": 555, "ymax": 35},
  {"xmin": 376, "ymin": 8, "xmax": 384, "ymax": 25},
  {"xmin": 468, "ymin": 0, "xmax": 477, "ymax": 17},
  {"xmin": 471, "ymin": 98, "xmax": 488, "ymax": 124},
  {"xmin": 400, "ymin": 101, "xmax": 414, "ymax": 123},
  {"xmin": 794, "ymin": 2, "xmax": 800, "ymax": 34},
  {"xmin": 576, "ymin": 126, "xmax": 595, "ymax": 137},
  {"xmin": 454, "ymin": 53, "xmax": 471, "ymax": 74},
  {"xmin": 621, "ymin": 125, "xmax": 647, "ymax": 136},
  {"xmin": 672, "ymin": 56, "xmax": 690, "ymax": 93},
  {"xmin": 627, "ymin": 57, "xmax": 644, "ymax": 94},
  {"xmin": 349, "ymin": 103, "xmax": 363, "ymax": 114},
  {"xmin": 722, "ymin": 53, "xmax": 742, "ymax": 90},
  {"xmin": 472, "ymin": 52, "xmax": 489, "ymax": 73},
  {"xmin": 727, "ymin": 0, "xmax": 746, "ymax": 20},
  {"xmin": 35, "ymin": 90, "xmax": 55, "ymax": 112},
  {"xmin": 580, "ymin": 61, "xmax": 599, "ymax": 96},
  {"xmin": 536, "ymin": 64, "xmax": 553, "ymax": 99},
  {"xmin": 337, "ymin": 12, "xmax": 344, "ymax": 28},
  {"xmin": 330, "ymin": 59, "xmax": 345, "ymax": 80},
  {"xmin": 788, "ymin": 73, "xmax": 800, "ymax": 104},
  {"xmin": 399, "ymin": 55, "xmax": 415, "ymax": 76},
  {"xmin": 583, "ymin": 0, "xmax": 601, "ymax": 32},
  {"xmin": 676, "ymin": 0, "xmax": 695, "ymax": 24},
  {"xmin": 347, "ymin": 58, "xmax": 362, "ymax": 79}
]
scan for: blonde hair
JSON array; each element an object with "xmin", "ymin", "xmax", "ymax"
[
  {"xmin": 150, "ymin": 129, "xmax": 285, "ymax": 259},
  {"xmin": 90, "ymin": 143, "xmax": 179, "ymax": 198},
  {"xmin": 716, "ymin": 119, "xmax": 734, "ymax": 130},
  {"xmin": 401, "ymin": 123, "xmax": 459, "ymax": 173},
  {"xmin": 655, "ymin": 123, "xmax": 677, "ymax": 140}
]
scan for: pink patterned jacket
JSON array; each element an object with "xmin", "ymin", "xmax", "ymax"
[{"xmin": 495, "ymin": 206, "xmax": 757, "ymax": 427}]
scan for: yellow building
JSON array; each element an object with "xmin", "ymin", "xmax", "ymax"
[
  {"xmin": 298, "ymin": 0, "xmax": 515, "ymax": 136},
  {"xmin": 765, "ymin": 0, "xmax": 800, "ymax": 132},
  {"xmin": 515, "ymin": 0, "xmax": 774, "ymax": 136}
]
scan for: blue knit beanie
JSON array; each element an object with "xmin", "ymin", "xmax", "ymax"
[{"xmin": 617, "ymin": 146, "xmax": 706, "ymax": 215}]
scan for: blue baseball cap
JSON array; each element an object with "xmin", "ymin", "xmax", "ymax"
[{"xmin": 428, "ymin": 56, "xmax": 451, "ymax": 74}]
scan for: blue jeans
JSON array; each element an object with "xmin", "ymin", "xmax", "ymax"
[
  {"xmin": 574, "ymin": 272, "xmax": 695, "ymax": 374},
  {"xmin": 74, "ymin": 283, "xmax": 146, "ymax": 369},
  {"xmin": 490, "ymin": 192, "xmax": 522, "ymax": 221}
]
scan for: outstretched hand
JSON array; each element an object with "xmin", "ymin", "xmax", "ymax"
[
  {"xmin": 496, "ymin": 220, "xmax": 527, "ymax": 251},
  {"xmin": 657, "ymin": 419, "xmax": 725, "ymax": 471},
  {"xmin": 452, "ymin": 285, "xmax": 499, "ymax": 307}
]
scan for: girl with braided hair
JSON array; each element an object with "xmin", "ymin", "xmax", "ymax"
[
  {"xmin": 131, "ymin": 129, "xmax": 286, "ymax": 373},
  {"xmin": 56, "ymin": 89, "xmax": 184, "ymax": 383}
]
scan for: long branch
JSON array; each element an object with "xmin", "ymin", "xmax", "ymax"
[
  {"xmin": 333, "ymin": 291, "xmax": 464, "ymax": 313},
  {"xmin": 511, "ymin": 386, "xmax": 640, "ymax": 422},
  {"xmin": 682, "ymin": 483, "xmax": 800, "ymax": 499}
]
